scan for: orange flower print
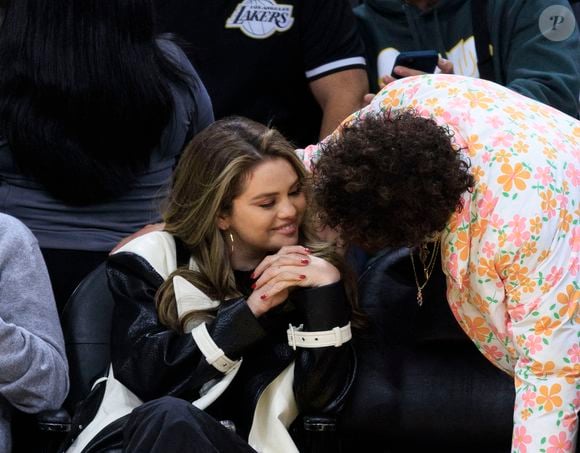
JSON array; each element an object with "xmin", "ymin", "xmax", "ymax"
[
  {"xmin": 536, "ymin": 383, "xmax": 563, "ymax": 411},
  {"xmin": 455, "ymin": 230, "xmax": 470, "ymax": 261},
  {"xmin": 477, "ymin": 257, "xmax": 496, "ymax": 279},
  {"xmin": 497, "ymin": 163, "xmax": 531, "ymax": 192},
  {"xmin": 433, "ymin": 106, "xmax": 445, "ymax": 117},
  {"xmin": 495, "ymin": 253, "xmax": 512, "ymax": 279},
  {"xmin": 531, "ymin": 360, "xmax": 556, "ymax": 377},
  {"xmin": 513, "ymin": 426, "xmax": 532, "ymax": 453},
  {"xmin": 424, "ymin": 97, "xmax": 438, "ymax": 107},
  {"xmin": 495, "ymin": 149, "xmax": 511, "ymax": 163},
  {"xmin": 521, "ymin": 241, "xmax": 537, "ymax": 257},
  {"xmin": 466, "ymin": 134, "xmax": 484, "ymax": 157},
  {"xmin": 507, "ymin": 264, "xmax": 529, "ymax": 284},
  {"xmin": 380, "ymin": 88, "xmax": 403, "ymax": 108},
  {"xmin": 472, "ymin": 293, "xmax": 490, "ymax": 315},
  {"xmin": 543, "ymin": 146, "xmax": 557, "ymax": 160},
  {"xmin": 540, "ymin": 190, "xmax": 557, "ymax": 219},
  {"xmin": 557, "ymin": 364, "xmax": 580, "ymax": 385},
  {"xmin": 547, "ymin": 431, "xmax": 572, "ymax": 453},
  {"xmin": 503, "ymin": 106, "xmax": 526, "ymax": 121},
  {"xmin": 520, "ymin": 408, "xmax": 531, "ymax": 421},
  {"xmin": 513, "ymin": 140, "xmax": 529, "ymax": 154},
  {"xmin": 533, "ymin": 317, "xmax": 559, "ymax": 337},
  {"xmin": 521, "ymin": 278, "xmax": 537, "ymax": 294},
  {"xmin": 471, "ymin": 219, "xmax": 488, "ymax": 239},
  {"xmin": 529, "ymin": 216, "xmax": 542, "ymax": 235},
  {"xmin": 464, "ymin": 316, "xmax": 491, "ymax": 342},
  {"xmin": 540, "ymin": 282, "xmax": 552, "ymax": 294},
  {"xmin": 538, "ymin": 249, "xmax": 550, "ymax": 263},
  {"xmin": 463, "ymin": 90, "xmax": 494, "ymax": 109},
  {"xmin": 556, "ymin": 284, "xmax": 579, "ymax": 319},
  {"xmin": 558, "ymin": 209, "xmax": 572, "ymax": 233},
  {"xmin": 471, "ymin": 165, "xmax": 485, "ymax": 182}
]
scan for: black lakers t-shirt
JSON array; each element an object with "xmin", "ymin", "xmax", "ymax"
[{"xmin": 155, "ymin": 0, "xmax": 366, "ymax": 147}]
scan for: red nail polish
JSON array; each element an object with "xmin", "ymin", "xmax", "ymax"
[
  {"xmin": 299, "ymin": 275, "xmax": 306, "ymax": 279},
  {"xmin": 251, "ymin": 283, "xmax": 256, "ymax": 289},
  {"xmin": 301, "ymin": 259, "xmax": 309, "ymax": 264},
  {"xmin": 260, "ymin": 294, "xmax": 268, "ymax": 300}
]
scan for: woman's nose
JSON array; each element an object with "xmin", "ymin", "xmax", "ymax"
[{"xmin": 278, "ymin": 198, "xmax": 297, "ymax": 218}]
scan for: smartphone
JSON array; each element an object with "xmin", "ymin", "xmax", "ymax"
[{"xmin": 391, "ymin": 50, "xmax": 439, "ymax": 78}]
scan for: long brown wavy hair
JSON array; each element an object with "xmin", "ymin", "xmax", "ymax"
[{"xmin": 156, "ymin": 117, "xmax": 358, "ymax": 332}]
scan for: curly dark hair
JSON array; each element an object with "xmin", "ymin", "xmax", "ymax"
[{"xmin": 313, "ymin": 110, "xmax": 475, "ymax": 250}]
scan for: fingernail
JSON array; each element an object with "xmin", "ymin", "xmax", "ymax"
[
  {"xmin": 260, "ymin": 294, "xmax": 268, "ymax": 300},
  {"xmin": 251, "ymin": 283, "xmax": 256, "ymax": 289},
  {"xmin": 301, "ymin": 259, "xmax": 309, "ymax": 264},
  {"xmin": 250, "ymin": 273, "xmax": 256, "ymax": 279},
  {"xmin": 299, "ymin": 275, "xmax": 306, "ymax": 280},
  {"xmin": 303, "ymin": 247, "xmax": 311, "ymax": 253}
]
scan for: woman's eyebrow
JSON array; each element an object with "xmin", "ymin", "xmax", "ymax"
[{"xmin": 249, "ymin": 178, "xmax": 300, "ymax": 201}]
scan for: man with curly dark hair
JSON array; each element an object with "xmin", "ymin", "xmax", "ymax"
[{"xmin": 299, "ymin": 74, "xmax": 579, "ymax": 452}]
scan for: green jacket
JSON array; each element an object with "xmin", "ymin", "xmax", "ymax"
[{"xmin": 355, "ymin": 0, "xmax": 580, "ymax": 117}]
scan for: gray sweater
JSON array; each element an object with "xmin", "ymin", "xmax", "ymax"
[{"xmin": 0, "ymin": 214, "xmax": 69, "ymax": 451}]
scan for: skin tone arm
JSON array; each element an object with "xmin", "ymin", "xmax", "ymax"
[{"xmin": 310, "ymin": 68, "xmax": 369, "ymax": 139}]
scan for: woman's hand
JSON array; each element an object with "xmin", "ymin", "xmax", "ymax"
[{"xmin": 246, "ymin": 246, "xmax": 340, "ymax": 317}]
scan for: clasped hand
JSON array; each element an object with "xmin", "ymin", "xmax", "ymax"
[{"xmin": 246, "ymin": 246, "xmax": 340, "ymax": 317}]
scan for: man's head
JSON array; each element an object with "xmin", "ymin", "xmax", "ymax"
[{"xmin": 312, "ymin": 110, "xmax": 474, "ymax": 251}]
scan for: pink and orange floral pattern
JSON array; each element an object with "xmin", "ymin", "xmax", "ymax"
[{"xmin": 300, "ymin": 75, "xmax": 579, "ymax": 452}]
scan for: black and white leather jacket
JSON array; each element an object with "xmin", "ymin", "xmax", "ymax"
[{"xmin": 67, "ymin": 231, "xmax": 355, "ymax": 452}]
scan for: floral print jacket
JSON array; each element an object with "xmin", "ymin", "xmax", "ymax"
[{"xmin": 301, "ymin": 74, "xmax": 579, "ymax": 453}]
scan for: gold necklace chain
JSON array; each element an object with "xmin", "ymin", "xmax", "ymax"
[{"xmin": 410, "ymin": 240, "xmax": 440, "ymax": 306}]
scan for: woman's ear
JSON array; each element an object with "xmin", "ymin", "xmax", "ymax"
[{"xmin": 216, "ymin": 214, "xmax": 230, "ymax": 231}]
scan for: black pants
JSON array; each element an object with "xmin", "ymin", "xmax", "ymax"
[
  {"xmin": 41, "ymin": 248, "xmax": 109, "ymax": 314},
  {"xmin": 84, "ymin": 397, "xmax": 257, "ymax": 453}
]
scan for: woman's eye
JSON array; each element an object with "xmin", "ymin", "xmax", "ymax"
[
  {"xmin": 289, "ymin": 186, "xmax": 302, "ymax": 196},
  {"xmin": 259, "ymin": 201, "xmax": 275, "ymax": 209}
]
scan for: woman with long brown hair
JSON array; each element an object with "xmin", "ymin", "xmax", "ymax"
[{"xmin": 65, "ymin": 117, "xmax": 356, "ymax": 452}]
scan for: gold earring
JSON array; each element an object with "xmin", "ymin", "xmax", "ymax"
[{"xmin": 228, "ymin": 231, "xmax": 234, "ymax": 254}]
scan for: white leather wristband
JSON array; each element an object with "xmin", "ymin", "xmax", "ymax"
[
  {"xmin": 191, "ymin": 323, "xmax": 238, "ymax": 374},
  {"xmin": 287, "ymin": 322, "xmax": 352, "ymax": 350}
]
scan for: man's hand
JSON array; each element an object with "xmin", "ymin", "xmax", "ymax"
[{"xmin": 380, "ymin": 57, "xmax": 454, "ymax": 88}]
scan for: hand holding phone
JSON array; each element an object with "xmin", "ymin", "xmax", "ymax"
[{"xmin": 391, "ymin": 50, "xmax": 439, "ymax": 79}]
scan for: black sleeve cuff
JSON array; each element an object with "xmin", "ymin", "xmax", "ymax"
[
  {"xmin": 206, "ymin": 298, "xmax": 267, "ymax": 360},
  {"xmin": 290, "ymin": 281, "xmax": 350, "ymax": 331}
]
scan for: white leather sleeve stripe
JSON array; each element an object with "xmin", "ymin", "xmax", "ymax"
[
  {"xmin": 287, "ymin": 322, "xmax": 352, "ymax": 349},
  {"xmin": 191, "ymin": 323, "xmax": 239, "ymax": 373}
]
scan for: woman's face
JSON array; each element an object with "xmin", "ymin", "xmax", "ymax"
[{"xmin": 218, "ymin": 157, "xmax": 306, "ymax": 266}]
